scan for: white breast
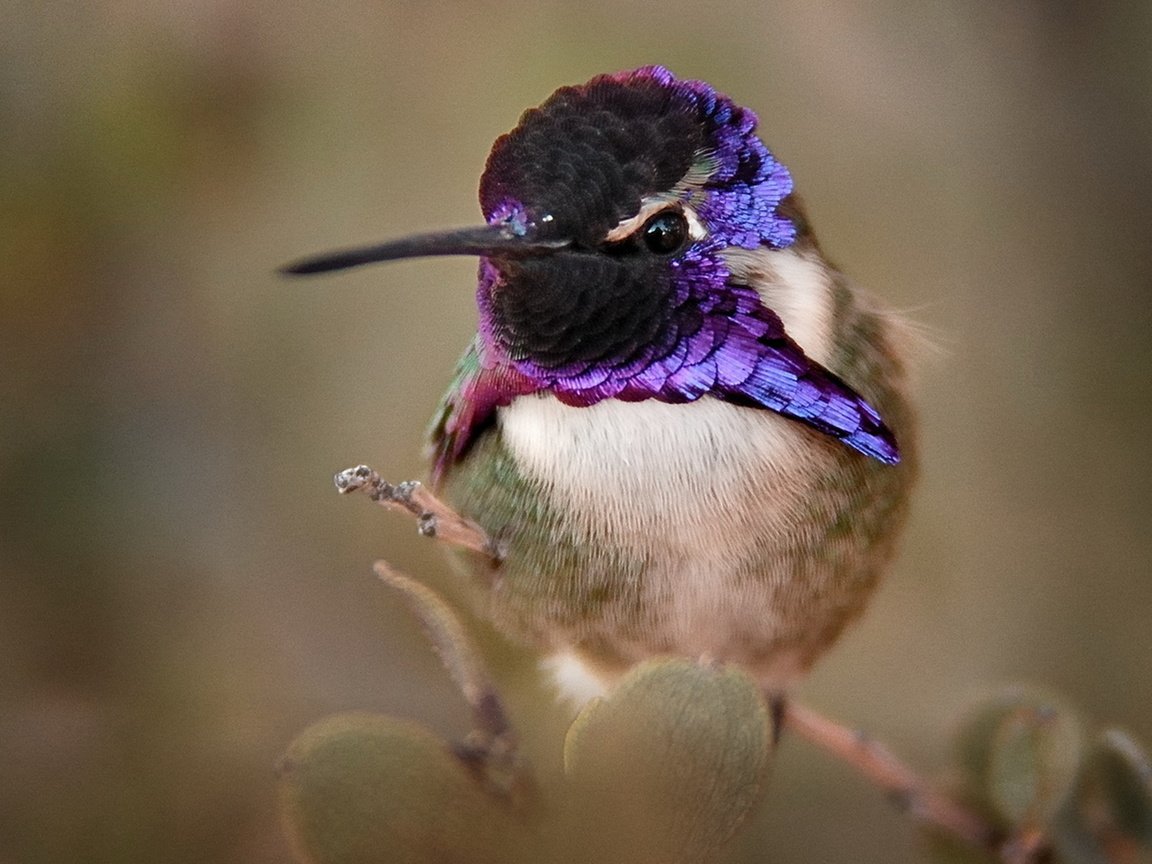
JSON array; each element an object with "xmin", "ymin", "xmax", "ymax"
[
  {"xmin": 723, "ymin": 245, "xmax": 837, "ymax": 367},
  {"xmin": 498, "ymin": 395, "xmax": 823, "ymax": 554},
  {"xmin": 499, "ymin": 394, "xmax": 834, "ymax": 695}
]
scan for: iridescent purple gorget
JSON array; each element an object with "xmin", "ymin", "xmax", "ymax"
[{"xmin": 429, "ymin": 66, "xmax": 899, "ymax": 480}]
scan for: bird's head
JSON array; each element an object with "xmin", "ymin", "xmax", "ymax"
[
  {"xmin": 470, "ymin": 65, "xmax": 805, "ymax": 377},
  {"xmin": 287, "ymin": 65, "xmax": 803, "ymax": 380},
  {"xmin": 285, "ymin": 67, "xmax": 898, "ymax": 463}
]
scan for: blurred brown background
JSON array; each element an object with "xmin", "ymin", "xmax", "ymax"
[{"xmin": 2, "ymin": 1, "xmax": 1149, "ymax": 862}]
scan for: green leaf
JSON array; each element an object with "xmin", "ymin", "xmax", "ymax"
[
  {"xmin": 278, "ymin": 713, "xmax": 516, "ymax": 864},
  {"xmin": 561, "ymin": 659, "xmax": 773, "ymax": 864},
  {"xmin": 1053, "ymin": 729, "xmax": 1152, "ymax": 864},
  {"xmin": 921, "ymin": 832, "xmax": 999, "ymax": 864},
  {"xmin": 954, "ymin": 688, "xmax": 1082, "ymax": 829}
]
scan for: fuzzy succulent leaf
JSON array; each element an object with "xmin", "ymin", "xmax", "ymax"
[
  {"xmin": 561, "ymin": 659, "xmax": 773, "ymax": 863},
  {"xmin": 278, "ymin": 713, "xmax": 516, "ymax": 864},
  {"xmin": 1052, "ymin": 729, "xmax": 1152, "ymax": 864},
  {"xmin": 953, "ymin": 688, "xmax": 1083, "ymax": 829}
]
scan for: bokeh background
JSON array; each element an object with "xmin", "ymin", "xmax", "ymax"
[{"xmin": 2, "ymin": 2, "xmax": 1150, "ymax": 861}]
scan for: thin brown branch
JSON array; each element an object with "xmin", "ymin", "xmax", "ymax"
[
  {"xmin": 999, "ymin": 826, "xmax": 1049, "ymax": 864},
  {"xmin": 373, "ymin": 561, "xmax": 502, "ymax": 732},
  {"xmin": 783, "ymin": 700, "xmax": 1008, "ymax": 856},
  {"xmin": 373, "ymin": 560, "xmax": 533, "ymax": 807},
  {"xmin": 334, "ymin": 464, "xmax": 503, "ymax": 564}
]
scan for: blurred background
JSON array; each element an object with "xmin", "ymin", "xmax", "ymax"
[{"xmin": 2, "ymin": 1, "xmax": 1150, "ymax": 861}]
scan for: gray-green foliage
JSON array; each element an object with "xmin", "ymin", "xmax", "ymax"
[
  {"xmin": 1052, "ymin": 730, "xmax": 1152, "ymax": 864},
  {"xmin": 278, "ymin": 572, "xmax": 1152, "ymax": 864},
  {"xmin": 277, "ymin": 577, "xmax": 773, "ymax": 864},
  {"xmin": 953, "ymin": 688, "xmax": 1084, "ymax": 829},
  {"xmin": 935, "ymin": 690, "xmax": 1152, "ymax": 864},
  {"xmin": 279, "ymin": 713, "xmax": 516, "ymax": 864},
  {"xmin": 562, "ymin": 661, "xmax": 773, "ymax": 864}
]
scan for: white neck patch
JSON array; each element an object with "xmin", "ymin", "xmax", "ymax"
[{"xmin": 724, "ymin": 246, "xmax": 836, "ymax": 367}]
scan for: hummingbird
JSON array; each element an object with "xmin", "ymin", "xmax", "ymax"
[{"xmin": 286, "ymin": 66, "xmax": 917, "ymax": 701}]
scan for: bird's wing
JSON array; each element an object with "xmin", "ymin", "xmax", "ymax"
[
  {"xmin": 711, "ymin": 327, "xmax": 900, "ymax": 463},
  {"xmin": 657, "ymin": 286, "xmax": 900, "ymax": 463},
  {"xmin": 599, "ymin": 291, "xmax": 900, "ymax": 464}
]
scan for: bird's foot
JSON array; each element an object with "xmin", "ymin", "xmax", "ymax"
[{"xmin": 334, "ymin": 465, "xmax": 504, "ymax": 564}]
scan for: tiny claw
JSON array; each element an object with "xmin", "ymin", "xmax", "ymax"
[
  {"xmin": 393, "ymin": 480, "xmax": 421, "ymax": 504},
  {"xmin": 334, "ymin": 464, "xmax": 376, "ymax": 493}
]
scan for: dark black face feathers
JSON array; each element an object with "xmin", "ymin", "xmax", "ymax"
[{"xmin": 478, "ymin": 72, "xmax": 708, "ymax": 245}]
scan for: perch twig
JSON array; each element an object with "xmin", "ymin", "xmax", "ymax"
[
  {"xmin": 783, "ymin": 700, "xmax": 1025, "ymax": 859},
  {"xmin": 374, "ymin": 560, "xmax": 532, "ymax": 805}
]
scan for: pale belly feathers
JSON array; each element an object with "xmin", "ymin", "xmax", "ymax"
[{"xmin": 496, "ymin": 394, "xmax": 864, "ymax": 694}]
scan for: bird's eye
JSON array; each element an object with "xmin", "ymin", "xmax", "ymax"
[{"xmin": 641, "ymin": 211, "xmax": 689, "ymax": 255}]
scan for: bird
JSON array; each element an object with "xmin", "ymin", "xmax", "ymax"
[{"xmin": 285, "ymin": 66, "xmax": 917, "ymax": 702}]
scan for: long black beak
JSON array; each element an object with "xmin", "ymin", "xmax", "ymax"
[{"xmin": 281, "ymin": 223, "xmax": 569, "ymax": 275}]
